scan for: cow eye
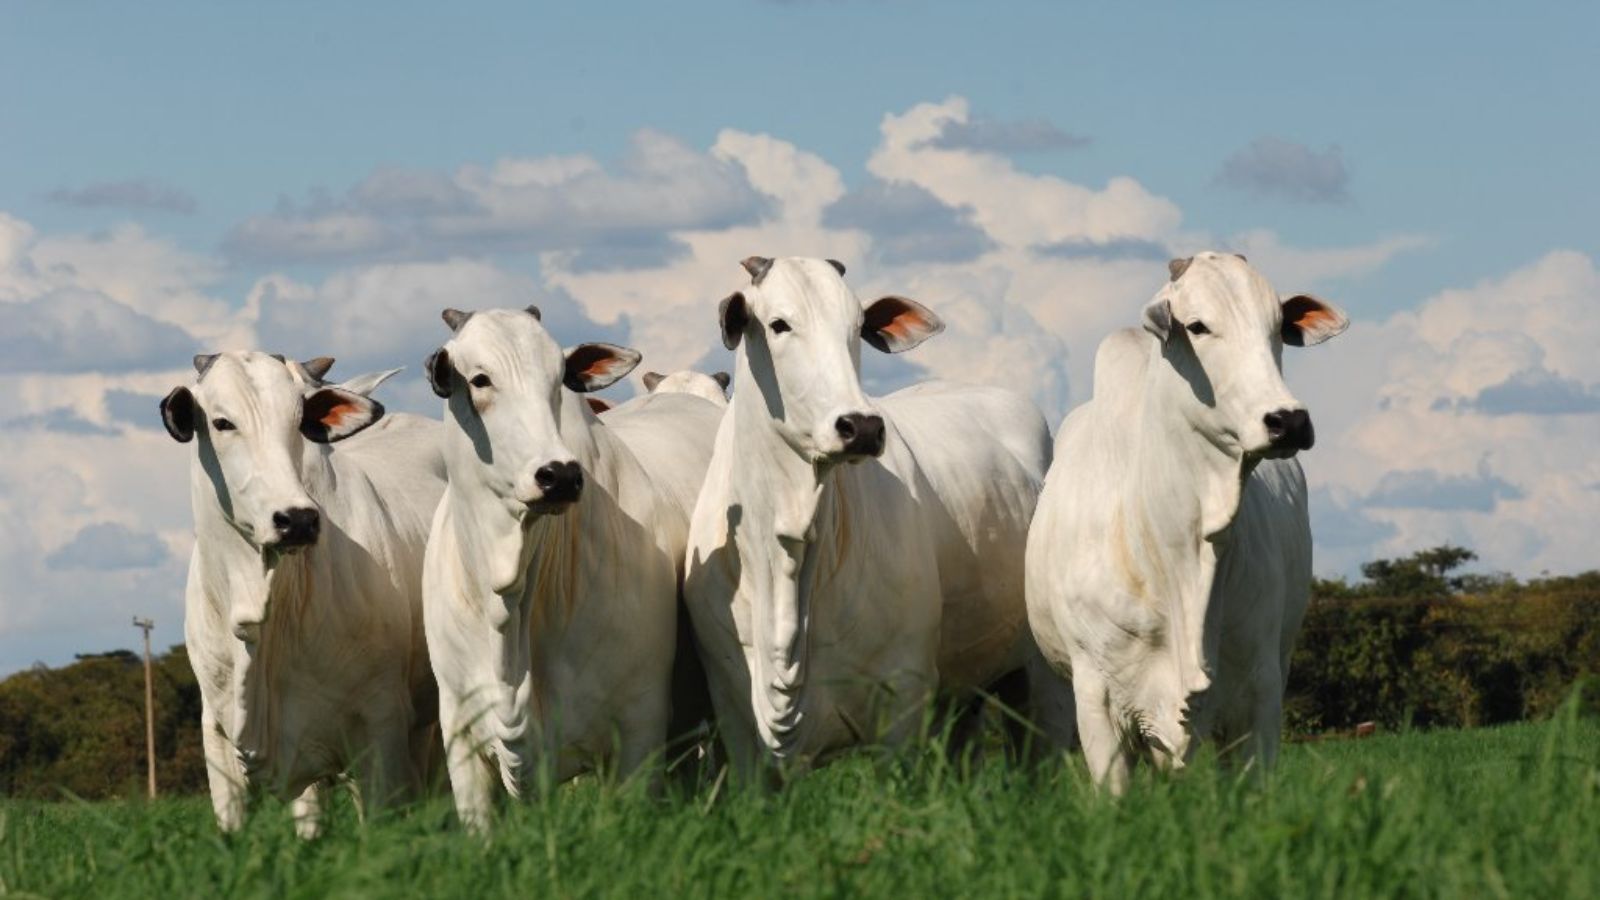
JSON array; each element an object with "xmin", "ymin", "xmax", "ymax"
[
  {"xmin": 769, "ymin": 319, "xmax": 792, "ymax": 335},
  {"xmin": 1186, "ymin": 321, "xmax": 1211, "ymax": 336},
  {"xmin": 469, "ymin": 374, "xmax": 493, "ymax": 389},
  {"xmin": 210, "ymin": 417, "xmax": 236, "ymax": 432}
]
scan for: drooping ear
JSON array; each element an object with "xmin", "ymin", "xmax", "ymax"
[
  {"xmin": 441, "ymin": 308, "xmax": 473, "ymax": 332},
  {"xmin": 862, "ymin": 296, "xmax": 944, "ymax": 354},
  {"xmin": 425, "ymin": 348, "xmax": 454, "ymax": 398},
  {"xmin": 826, "ymin": 259, "xmax": 846, "ymax": 277},
  {"xmin": 719, "ymin": 291, "xmax": 749, "ymax": 351},
  {"xmin": 1281, "ymin": 295, "xmax": 1349, "ymax": 347},
  {"xmin": 712, "ymin": 371, "xmax": 731, "ymax": 391},
  {"xmin": 300, "ymin": 357, "xmax": 335, "ymax": 382},
  {"xmin": 159, "ymin": 386, "xmax": 197, "ymax": 443},
  {"xmin": 525, "ymin": 305, "xmax": 542, "ymax": 321},
  {"xmin": 1142, "ymin": 297, "xmax": 1174, "ymax": 342},
  {"xmin": 586, "ymin": 397, "xmax": 612, "ymax": 414},
  {"xmin": 642, "ymin": 371, "xmax": 666, "ymax": 392},
  {"xmin": 301, "ymin": 387, "xmax": 384, "ymax": 443},
  {"xmin": 564, "ymin": 343, "xmax": 642, "ymax": 393}
]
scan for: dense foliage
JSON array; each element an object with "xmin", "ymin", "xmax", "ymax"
[
  {"xmin": 1, "ymin": 547, "xmax": 1596, "ymax": 800},
  {"xmin": 1289, "ymin": 550, "xmax": 1600, "ymax": 732},
  {"xmin": 0, "ymin": 646, "xmax": 209, "ymax": 799}
]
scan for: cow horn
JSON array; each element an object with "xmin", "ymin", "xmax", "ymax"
[
  {"xmin": 827, "ymin": 259, "xmax": 846, "ymax": 277},
  {"xmin": 442, "ymin": 308, "xmax": 473, "ymax": 332},
  {"xmin": 741, "ymin": 256, "xmax": 773, "ymax": 284},
  {"xmin": 1168, "ymin": 257, "xmax": 1193, "ymax": 282},
  {"xmin": 192, "ymin": 353, "xmax": 220, "ymax": 379},
  {"xmin": 526, "ymin": 305, "xmax": 542, "ymax": 321},
  {"xmin": 300, "ymin": 357, "xmax": 335, "ymax": 382}
]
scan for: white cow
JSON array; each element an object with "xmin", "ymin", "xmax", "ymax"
[
  {"xmin": 641, "ymin": 369, "xmax": 731, "ymax": 406},
  {"xmin": 420, "ymin": 306, "xmax": 720, "ymax": 831},
  {"xmin": 160, "ymin": 352, "xmax": 445, "ymax": 837},
  {"xmin": 1026, "ymin": 252, "xmax": 1349, "ymax": 792},
  {"xmin": 684, "ymin": 256, "xmax": 1072, "ymax": 775}
]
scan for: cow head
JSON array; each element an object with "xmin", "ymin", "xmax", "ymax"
[
  {"xmin": 1141, "ymin": 253, "xmax": 1347, "ymax": 459},
  {"xmin": 159, "ymin": 353, "xmax": 391, "ymax": 554},
  {"xmin": 641, "ymin": 369, "xmax": 732, "ymax": 404},
  {"xmin": 718, "ymin": 256, "xmax": 942, "ymax": 464},
  {"xmin": 424, "ymin": 306, "xmax": 638, "ymax": 517}
]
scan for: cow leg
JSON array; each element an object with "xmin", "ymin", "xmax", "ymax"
[
  {"xmin": 1071, "ymin": 661, "xmax": 1131, "ymax": 795},
  {"xmin": 291, "ymin": 782, "xmax": 324, "ymax": 840},
  {"xmin": 1248, "ymin": 662, "xmax": 1285, "ymax": 775},
  {"xmin": 615, "ymin": 690, "xmax": 671, "ymax": 792},
  {"xmin": 200, "ymin": 705, "xmax": 248, "ymax": 832},
  {"xmin": 1027, "ymin": 653, "xmax": 1079, "ymax": 756},
  {"xmin": 440, "ymin": 695, "xmax": 498, "ymax": 833},
  {"xmin": 361, "ymin": 707, "xmax": 420, "ymax": 814}
]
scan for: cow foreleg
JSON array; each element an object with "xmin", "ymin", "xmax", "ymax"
[
  {"xmin": 1247, "ymin": 663, "xmax": 1285, "ymax": 775},
  {"xmin": 360, "ymin": 711, "xmax": 420, "ymax": 815},
  {"xmin": 200, "ymin": 705, "xmax": 248, "ymax": 832},
  {"xmin": 441, "ymin": 695, "xmax": 498, "ymax": 834},
  {"xmin": 1071, "ymin": 661, "xmax": 1131, "ymax": 795},
  {"xmin": 1024, "ymin": 648, "xmax": 1079, "ymax": 758},
  {"xmin": 291, "ymin": 782, "xmax": 324, "ymax": 840}
]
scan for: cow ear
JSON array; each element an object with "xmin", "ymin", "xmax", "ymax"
[
  {"xmin": 425, "ymin": 348, "xmax": 454, "ymax": 398},
  {"xmin": 719, "ymin": 292, "xmax": 749, "ymax": 351},
  {"xmin": 862, "ymin": 295, "xmax": 943, "ymax": 354},
  {"xmin": 159, "ymin": 387, "xmax": 196, "ymax": 443},
  {"xmin": 642, "ymin": 371, "xmax": 665, "ymax": 392},
  {"xmin": 302, "ymin": 387, "xmax": 383, "ymax": 443},
  {"xmin": 564, "ymin": 343, "xmax": 642, "ymax": 393},
  {"xmin": 1281, "ymin": 294, "xmax": 1349, "ymax": 347},
  {"xmin": 335, "ymin": 367, "xmax": 402, "ymax": 397},
  {"xmin": 586, "ymin": 397, "xmax": 612, "ymax": 415},
  {"xmin": 712, "ymin": 371, "xmax": 731, "ymax": 391},
  {"xmin": 1142, "ymin": 297, "xmax": 1174, "ymax": 342}
]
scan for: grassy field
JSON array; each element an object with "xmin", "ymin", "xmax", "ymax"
[{"xmin": 3, "ymin": 710, "xmax": 1599, "ymax": 899}]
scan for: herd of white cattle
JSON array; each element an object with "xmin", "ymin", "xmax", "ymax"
[{"xmin": 157, "ymin": 251, "xmax": 1346, "ymax": 835}]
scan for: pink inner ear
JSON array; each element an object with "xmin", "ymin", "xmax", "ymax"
[
  {"xmin": 583, "ymin": 356, "xmax": 624, "ymax": 379},
  {"xmin": 872, "ymin": 298, "xmax": 934, "ymax": 338},
  {"xmin": 320, "ymin": 401, "xmax": 359, "ymax": 429},
  {"xmin": 1294, "ymin": 305, "xmax": 1339, "ymax": 331}
]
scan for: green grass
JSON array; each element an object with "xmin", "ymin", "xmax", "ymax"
[{"xmin": 4, "ymin": 710, "xmax": 1600, "ymax": 899}]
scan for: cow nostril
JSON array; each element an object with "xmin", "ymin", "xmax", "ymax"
[
  {"xmin": 1263, "ymin": 411, "xmax": 1287, "ymax": 433},
  {"xmin": 535, "ymin": 465, "xmax": 557, "ymax": 488},
  {"xmin": 835, "ymin": 416, "xmax": 857, "ymax": 441},
  {"xmin": 272, "ymin": 511, "xmax": 291, "ymax": 530}
]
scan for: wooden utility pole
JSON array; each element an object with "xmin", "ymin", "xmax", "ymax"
[{"xmin": 132, "ymin": 616, "xmax": 157, "ymax": 799}]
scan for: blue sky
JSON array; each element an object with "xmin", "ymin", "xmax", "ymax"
[{"xmin": 1, "ymin": 1, "xmax": 1597, "ymax": 672}]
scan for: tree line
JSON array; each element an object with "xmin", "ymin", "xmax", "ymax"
[{"xmin": 3, "ymin": 546, "xmax": 1597, "ymax": 799}]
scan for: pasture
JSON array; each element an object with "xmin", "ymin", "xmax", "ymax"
[{"xmin": 4, "ymin": 710, "xmax": 1597, "ymax": 899}]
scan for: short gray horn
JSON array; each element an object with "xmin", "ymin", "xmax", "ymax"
[
  {"xmin": 741, "ymin": 256, "xmax": 774, "ymax": 284},
  {"xmin": 1168, "ymin": 257, "xmax": 1193, "ymax": 282},
  {"xmin": 193, "ymin": 353, "xmax": 220, "ymax": 378},
  {"xmin": 526, "ymin": 305, "xmax": 542, "ymax": 321},
  {"xmin": 301, "ymin": 357, "xmax": 335, "ymax": 382},
  {"xmin": 442, "ymin": 308, "xmax": 474, "ymax": 332}
]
